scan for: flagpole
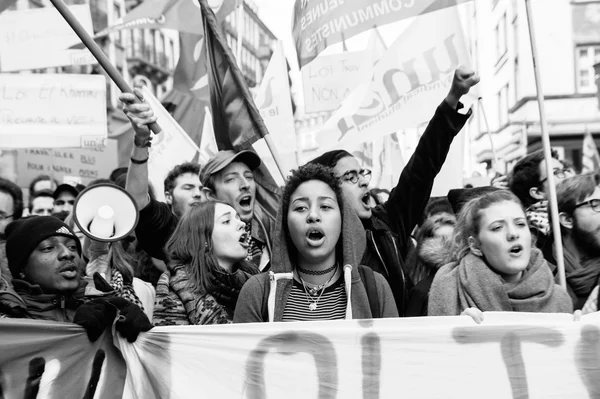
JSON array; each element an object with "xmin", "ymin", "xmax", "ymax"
[
  {"xmin": 525, "ymin": 0, "xmax": 566, "ymax": 289},
  {"xmin": 477, "ymin": 98, "xmax": 500, "ymax": 172},
  {"xmin": 48, "ymin": 0, "xmax": 162, "ymax": 135}
]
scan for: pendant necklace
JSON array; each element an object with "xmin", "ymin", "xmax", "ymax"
[{"xmin": 299, "ymin": 267, "xmax": 337, "ymax": 311}]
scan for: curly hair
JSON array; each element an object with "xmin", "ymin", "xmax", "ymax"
[
  {"xmin": 451, "ymin": 190, "xmax": 525, "ymax": 263},
  {"xmin": 163, "ymin": 162, "xmax": 201, "ymax": 194}
]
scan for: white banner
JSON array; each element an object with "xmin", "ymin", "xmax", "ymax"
[
  {"xmin": 302, "ymin": 51, "xmax": 367, "ymax": 113},
  {"xmin": 0, "ymin": 74, "xmax": 107, "ymax": 148},
  {"xmin": 142, "ymin": 87, "xmax": 200, "ymax": 201},
  {"xmin": 0, "ymin": 5, "xmax": 96, "ymax": 72},
  {"xmin": 2, "ymin": 313, "xmax": 600, "ymax": 398},
  {"xmin": 316, "ymin": 6, "xmax": 473, "ymax": 151}
]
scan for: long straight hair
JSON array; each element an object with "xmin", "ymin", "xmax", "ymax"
[{"xmin": 166, "ymin": 200, "xmax": 254, "ymax": 296}]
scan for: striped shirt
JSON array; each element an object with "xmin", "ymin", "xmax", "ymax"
[{"xmin": 281, "ymin": 276, "xmax": 347, "ymax": 322}]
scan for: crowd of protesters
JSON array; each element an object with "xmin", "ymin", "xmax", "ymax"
[{"xmin": 2, "ymin": 65, "xmax": 596, "ymax": 342}]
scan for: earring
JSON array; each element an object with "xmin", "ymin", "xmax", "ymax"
[{"xmin": 19, "ymin": 272, "xmax": 25, "ymax": 279}]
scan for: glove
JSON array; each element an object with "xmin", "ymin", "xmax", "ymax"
[
  {"xmin": 74, "ymin": 297, "xmax": 153, "ymax": 343},
  {"xmin": 93, "ymin": 272, "xmax": 114, "ymax": 293}
]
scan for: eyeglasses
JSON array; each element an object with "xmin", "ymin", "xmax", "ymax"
[
  {"xmin": 575, "ymin": 199, "xmax": 600, "ymax": 213},
  {"xmin": 0, "ymin": 213, "xmax": 13, "ymax": 221},
  {"xmin": 338, "ymin": 169, "xmax": 372, "ymax": 185},
  {"xmin": 539, "ymin": 167, "xmax": 574, "ymax": 184}
]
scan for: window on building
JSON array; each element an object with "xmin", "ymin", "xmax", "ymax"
[
  {"xmin": 576, "ymin": 45, "xmax": 600, "ymax": 93},
  {"xmin": 495, "ymin": 13, "xmax": 507, "ymax": 62},
  {"xmin": 113, "ymin": 4, "xmax": 122, "ymax": 44}
]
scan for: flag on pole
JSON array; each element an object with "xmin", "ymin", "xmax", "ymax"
[
  {"xmin": 94, "ymin": 0, "xmax": 239, "ymax": 36},
  {"xmin": 198, "ymin": 0, "xmax": 281, "ymax": 221},
  {"xmin": 141, "ymin": 87, "xmax": 200, "ymax": 202},
  {"xmin": 582, "ymin": 129, "xmax": 600, "ymax": 173},
  {"xmin": 315, "ymin": 5, "xmax": 474, "ymax": 151}
]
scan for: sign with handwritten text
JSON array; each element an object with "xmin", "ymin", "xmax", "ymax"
[
  {"xmin": 302, "ymin": 51, "xmax": 367, "ymax": 113},
  {"xmin": 15, "ymin": 140, "xmax": 118, "ymax": 187},
  {"xmin": 0, "ymin": 5, "xmax": 96, "ymax": 71},
  {"xmin": 2, "ymin": 313, "xmax": 600, "ymax": 398},
  {"xmin": 0, "ymin": 74, "xmax": 107, "ymax": 148}
]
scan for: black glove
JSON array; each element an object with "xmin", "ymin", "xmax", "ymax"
[
  {"xmin": 74, "ymin": 297, "xmax": 153, "ymax": 343},
  {"xmin": 93, "ymin": 272, "xmax": 114, "ymax": 293}
]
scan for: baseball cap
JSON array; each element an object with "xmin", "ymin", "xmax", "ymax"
[
  {"xmin": 200, "ymin": 150, "xmax": 261, "ymax": 186},
  {"xmin": 53, "ymin": 183, "xmax": 81, "ymax": 200}
]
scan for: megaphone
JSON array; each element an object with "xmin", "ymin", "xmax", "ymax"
[{"xmin": 73, "ymin": 183, "xmax": 139, "ymax": 242}]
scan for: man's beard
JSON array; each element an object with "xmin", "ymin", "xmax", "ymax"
[{"xmin": 572, "ymin": 216, "xmax": 600, "ymax": 258}]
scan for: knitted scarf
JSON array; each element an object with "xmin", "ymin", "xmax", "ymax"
[
  {"xmin": 153, "ymin": 264, "xmax": 232, "ymax": 326},
  {"xmin": 110, "ymin": 270, "xmax": 144, "ymax": 312},
  {"xmin": 428, "ymin": 248, "xmax": 573, "ymax": 315},
  {"xmin": 526, "ymin": 200, "xmax": 550, "ymax": 236},
  {"xmin": 209, "ymin": 266, "xmax": 258, "ymax": 317}
]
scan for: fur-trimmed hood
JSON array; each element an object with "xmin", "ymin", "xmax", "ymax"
[{"xmin": 418, "ymin": 237, "xmax": 453, "ymax": 272}]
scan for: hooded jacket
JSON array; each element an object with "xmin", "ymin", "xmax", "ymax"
[
  {"xmin": 359, "ymin": 101, "xmax": 470, "ymax": 316},
  {"xmin": 233, "ymin": 188, "xmax": 398, "ymax": 323}
]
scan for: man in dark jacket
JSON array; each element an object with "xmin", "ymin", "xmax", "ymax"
[{"xmin": 309, "ymin": 67, "xmax": 479, "ymax": 315}]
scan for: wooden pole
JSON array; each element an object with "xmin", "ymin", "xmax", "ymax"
[
  {"xmin": 525, "ymin": 0, "xmax": 566, "ymax": 289},
  {"xmin": 49, "ymin": 0, "xmax": 162, "ymax": 135}
]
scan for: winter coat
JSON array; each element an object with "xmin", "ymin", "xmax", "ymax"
[
  {"xmin": 361, "ymin": 101, "xmax": 470, "ymax": 316},
  {"xmin": 233, "ymin": 188, "xmax": 398, "ymax": 323}
]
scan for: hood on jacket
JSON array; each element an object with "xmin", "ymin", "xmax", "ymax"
[
  {"xmin": 271, "ymin": 190, "xmax": 367, "ymax": 278},
  {"xmin": 418, "ymin": 237, "xmax": 453, "ymax": 272}
]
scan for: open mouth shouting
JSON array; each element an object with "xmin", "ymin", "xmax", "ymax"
[
  {"xmin": 239, "ymin": 232, "xmax": 250, "ymax": 248},
  {"xmin": 360, "ymin": 191, "xmax": 372, "ymax": 209},
  {"xmin": 509, "ymin": 244, "xmax": 523, "ymax": 257},
  {"xmin": 306, "ymin": 227, "xmax": 325, "ymax": 247},
  {"xmin": 58, "ymin": 263, "xmax": 78, "ymax": 279},
  {"xmin": 238, "ymin": 194, "xmax": 253, "ymax": 212}
]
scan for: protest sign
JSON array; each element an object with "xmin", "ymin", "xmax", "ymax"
[
  {"xmin": 142, "ymin": 86, "xmax": 200, "ymax": 202},
  {"xmin": 302, "ymin": 50, "xmax": 368, "ymax": 113},
  {"xmin": 0, "ymin": 74, "xmax": 107, "ymax": 148},
  {"xmin": 15, "ymin": 140, "xmax": 118, "ymax": 187},
  {"xmin": 315, "ymin": 6, "xmax": 473, "ymax": 151},
  {"xmin": 0, "ymin": 5, "xmax": 96, "ymax": 71},
  {"xmin": 2, "ymin": 313, "xmax": 600, "ymax": 398},
  {"xmin": 292, "ymin": 0, "xmax": 472, "ymax": 67}
]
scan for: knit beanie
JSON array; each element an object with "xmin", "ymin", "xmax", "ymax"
[
  {"xmin": 307, "ymin": 150, "xmax": 352, "ymax": 168},
  {"xmin": 5, "ymin": 216, "xmax": 82, "ymax": 279}
]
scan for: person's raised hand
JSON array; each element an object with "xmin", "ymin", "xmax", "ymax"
[
  {"xmin": 118, "ymin": 88, "xmax": 157, "ymax": 141},
  {"xmin": 446, "ymin": 66, "xmax": 480, "ymax": 108}
]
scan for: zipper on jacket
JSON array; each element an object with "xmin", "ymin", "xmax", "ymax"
[
  {"xmin": 367, "ymin": 230, "xmax": 390, "ymax": 278},
  {"xmin": 60, "ymin": 296, "xmax": 67, "ymax": 321}
]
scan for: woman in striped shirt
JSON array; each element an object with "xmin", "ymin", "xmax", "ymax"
[{"xmin": 234, "ymin": 164, "xmax": 398, "ymax": 323}]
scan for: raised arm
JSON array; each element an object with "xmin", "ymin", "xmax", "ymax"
[
  {"xmin": 383, "ymin": 67, "xmax": 480, "ymax": 242},
  {"xmin": 119, "ymin": 89, "xmax": 157, "ymax": 211}
]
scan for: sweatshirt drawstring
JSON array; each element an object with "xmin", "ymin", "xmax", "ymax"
[
  {"xmin": 268, "ymin": 271, "xmax": 293, "ymax": 322},
  {"xmin": 343, "ymin": 264, "xmax": 353, "ymax": 320}
]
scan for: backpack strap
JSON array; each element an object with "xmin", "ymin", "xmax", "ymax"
[{"xmin": 358, "ymin": 265, "xmax": 380, "ymax": 318}]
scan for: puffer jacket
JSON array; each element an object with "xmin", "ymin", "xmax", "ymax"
[{"xmin": 361, "ymin": 100, "xmax": 470, "ymax": 316}]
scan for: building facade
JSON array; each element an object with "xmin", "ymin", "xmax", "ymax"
[{"xmin": 464, "ymin": 0, "xmax": 600, "ymax": 176}]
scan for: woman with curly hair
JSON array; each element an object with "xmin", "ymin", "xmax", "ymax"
[{"xmin": 234, "ymin": 163, "xmax": 397, "ymax": 323}]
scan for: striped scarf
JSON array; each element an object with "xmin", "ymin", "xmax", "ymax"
[
  {"xmin": 244, "ymin": 224, "xmax": 264, "ymax": 269},
  {"xmin": 110, "ymin": 270, "xmax": 144, "ymax": 312}
]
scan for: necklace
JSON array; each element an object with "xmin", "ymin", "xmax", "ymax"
[
  {"xmin": 297, "ymin": 263, "xmax": 337, "ymax": 276},
  {"xmin": 299, "ymin": 267, "xmax": 338, "ymax": 311}
]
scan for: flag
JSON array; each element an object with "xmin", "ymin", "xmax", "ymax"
[
  {"xmin": 315, "ymin": 5, "xmax": 474, "ymax": 151},
  {"xmin": 199, "ymin": 105, "xmax": 218, "ymax": 164},
  {"xmin": 95, "ymin": 0, "xmax": 239, "ymax": 36},
  {"xmin": 582, "ymin": 130, "xmax": 600, "ymax": 173},
  {"xmin": 198, "ymin": 0, "xmax": 281, "ymax": 221},
  {"xmin": 173, "ymin": 33, "xmax": 209, "ymax": 101},
  {"xmin": 141, "ymin": 87, "xmax": 200, "ymax": 201},
  {"xmin": 292, "ymin": 0, "xmax": 473, "ymax": 67}
]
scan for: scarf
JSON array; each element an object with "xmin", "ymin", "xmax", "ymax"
[
  {"xmin": 429, "ymin": 248, "xmax": 572, "ymax": 315},
  {"xmin": 562, "ymin": 247, "xmax": 600, "ymax": 309},
  {"xmin": 110, "ymin": 270, "xmax": 144, "ymax": 312},
  {"xmin": 208, "ymin": 266, "xmax": 257, "ymax": 317},
  {"xmin": 153, "ymin": 264, "xmax": 231, "ymax": 326},
  {"xmin": 526, "ymin": 200, "xmax": 550, "ymax": 236}
]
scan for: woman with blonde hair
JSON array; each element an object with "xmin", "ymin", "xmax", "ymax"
[{"xmin": 428, "ymin": 190, "xmax": 572, "ymax": 320}]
